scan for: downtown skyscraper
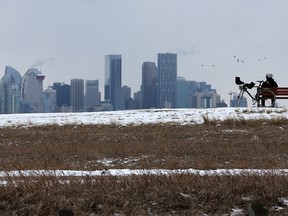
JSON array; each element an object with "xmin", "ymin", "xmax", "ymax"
[
  {"xmin": 0, "ymin": 66, "xmax": 22, "ymax": 114},
  {"xmin": 53, "ymin": 82, "xmax": 71, "ymax": 110},
  {"xmin": 70, "ymin": 79, "xmax": 84, "ymax": 112},
  {"xmin": 105, "ymin": 55, "xmax": 124, "ymax": 110},
  {"xmin": 157, "ymin": 53, "xmax": 177, "ymax": 108},
  {"xmin": 21, "ymin": 68, "xmax": 45, "ymax": 113},
  {"xmin": 141, "ymin": 62, "xmax": 157, "ymax": 109},
  {"xmin": 85, "ymin": 80, "xmax": 100, "ymax": 111}
]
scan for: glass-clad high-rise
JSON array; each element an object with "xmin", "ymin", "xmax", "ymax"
[
  {"xmin": 70, "ymin": 79, "xmax": 84, "ymax": 112},
  {"xmin": 105, "ymin": 55, "xmax": 124, "ymax": 110},
  {"xmin": 141, "ymin": 62, "xmax": 157, "ymax": 109},
  {"xmin": 21, "ymin": 68, "xmax": 45, "ymax": 113},
  {"xmin": 85, "ymin": 80, "xmax": 100, "ymax": 111},
  {"xmin": 157, "ymin": 53, "xmax": 177, "ymax": 108},
  {"xmin": 0, "ymin": 66, "xmax": 22, "ymax": 113}
]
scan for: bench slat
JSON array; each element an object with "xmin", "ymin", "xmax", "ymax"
[
  {"xmin": 276, "ymin": 97, "xmax": 288, "ymax": 99},
  {"xmin": 275, "ymin": 92, "xmax": 288, "ymax": 95}
]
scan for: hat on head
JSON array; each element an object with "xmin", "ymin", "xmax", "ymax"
[{"xmin": 266, "ymin": 73, "xmax": 273, "ymax": 79}]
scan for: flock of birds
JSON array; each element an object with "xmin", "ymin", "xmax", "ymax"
[
  {"xmin": 200, "ymin": 55, "xmax": 268, "ymax": 68},
  {"xmin": 233, "ymin": 55, "xmax": 267, "ymax": 64}
]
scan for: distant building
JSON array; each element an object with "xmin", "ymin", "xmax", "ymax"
[
  {"xmin": 122, "ymin": 85, "xmax": 131, "ymax": 101},
  {"xmin": 176, "ymin": 77, "xmax": 199, "ymax": 108},
  {"xmin": 157, "ymin": 53, "xmax": 177, "ymax": 108},
  {"xmin": 197, "ymin": 82, "xmax": 211, "ymax": 92},
  {"xmin": 59, "ymin": 106, "xmax": 72, "ymax": 112},
  {"xmin": 176, "ymin": 78, "xmax": 222, "ymax": 108},
  {"xmin": 195, "ymin": 91, "xmax": 220, "ymax": 108},
  {"xmin": 132, "ymin": 91, "xmax": 141, "ymax": 109},
  {"xmin": 176, "ymin": 77, "xmax": 191, "ymax": 108},
  {"xmin": 141, "ymin": 62, "xmax": 157, "ymax": 109},
  {"xmin": 0, "ymin": 66, "xmax": 22, "ymax": 114},
  {"xmin": 122, "ymin": 85, "xmax": 132, "ymax": 109},
  {"xmin": 216, "ymin": 100, "xmax": 228, "ymax": 107},
  {"xmin": 105, "ymin": 54, "xmax": 124, "ymax": 111},
  {"xmin": 230, "ymin": 93, "xmax": 247, "ymax": 107},
  {"xmin": 43, "ymin": 87, "xmax": 56, "ymax": 113},
  {"xmin": 125, "ymin": 98, "xmax": 139, "ymax": 110},
  {"xmin": 187, "ymin": 81, "xmax": 198, "ymax": 108},
  {"xmin": 21, "ymin": 68, "xmax": 45, "ymax": 113},
  {"xmin": 4, "ymin": 66, "xmax": 22, "ymax": 88},
  {"xmin": 97, "ymin": 101, "xmax": 113, "ymax": 111},
  {"xmin": 70, "ymin": 79, "xmax": 84, "ymax": 112},
  {"xmin": 53, "ymin": 82, "xmax": 70, "ymax": 111},
  {"xmin": 85, "ymin": 80, "xmax": 100, "ymax": 111}
]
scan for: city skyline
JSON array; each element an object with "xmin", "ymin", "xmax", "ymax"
[
  {"xmin": 1, "ymin": 1, "xmax": 288, "ymax": 106},
  {"xmin": 0, "ymin": 62, "xmax": 224, "ymax": 114},
  {"xmin": 1, "ymin": 59, "xmax": 222, "ymax": 99}
]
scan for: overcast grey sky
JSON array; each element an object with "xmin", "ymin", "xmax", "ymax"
[{"xmin": 1, "ymin": 0, "xmax": 288, "ymax": 105}]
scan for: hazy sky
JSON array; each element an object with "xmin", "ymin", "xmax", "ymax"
[{"xmin": 1, "ymin": 0, "xmax": 288, "ymax": 105}]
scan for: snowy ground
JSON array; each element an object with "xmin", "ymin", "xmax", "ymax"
[
  {"xmin": 1, "ymin": 107, "xmax": 288, "ymax": 127},
  {"xmin": 1, "ymin": 107, "xmax": 288, "ymax": 179}
]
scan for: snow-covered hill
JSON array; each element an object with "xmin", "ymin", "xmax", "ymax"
[{"xmin": 1, "ymin": 107, "xmax": 288, "ymax": 127}]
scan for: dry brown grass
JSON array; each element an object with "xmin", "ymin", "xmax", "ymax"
[{"xmin": 0, "ymin": 119, "xmax": 288, "ymax": 215}]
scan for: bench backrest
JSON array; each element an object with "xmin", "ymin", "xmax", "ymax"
[
  {"xmin": 270, "ymin": 87, "xmax": 288, "ymax": 96},
  {"xmin": 261, "ymin": 87, "xmax": 288, "ymax": 99}
]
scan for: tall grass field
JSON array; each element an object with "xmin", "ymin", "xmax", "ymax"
[{"xmin": 0, "ymin": 117, "xmax": 288, "ymax": 215}]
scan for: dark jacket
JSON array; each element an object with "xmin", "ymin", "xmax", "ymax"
[{"xmin": 262, "ymin": 77, "xmax": 278, "ymax": 88}]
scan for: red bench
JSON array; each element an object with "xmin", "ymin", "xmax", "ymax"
[
  {"xmin": 271, "ymin": 87, "xmax": 288, "ymax": 99},
  {"xmin": 260, "ymin": 87, "xmax": 288, "ymax": 107}
]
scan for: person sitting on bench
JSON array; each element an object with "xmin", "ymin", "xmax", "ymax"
[
  {"xmin": 261, "ymin": 73, "xmax": 278, "ymax": 106},
  {"xmin": 262, "ymin": 73, "xmax": 278, "ymax": 88}
]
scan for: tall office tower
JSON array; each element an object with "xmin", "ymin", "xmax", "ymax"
[
  {"xmin": 85, "ymin": 80, "xmax": 100, "ymax": 111},
  {"xmin": 43, "ymin": 87, "xmax": 56, "ymax": 113},
  {"xmin": 0, "ymin": 66, "xmax": 22, "ymax": 113},
  {"xmin": 141, "ymin": 62, "xmax": 157, "ymax": 109},
  {"xmin": 157, "ymin": 53, "xmax": 177, "ymax": 108},
  {"xmin": 105, "ymin": 54, "xmax": 124, "ymax": 110},
  {"xmin": 53, "ymin": 82, "xmax": 71, "ymax": 109},
  {"xmin": 21, "ymin": 68, "xmax": 45, "ymax": 113},
  {"xmin": 70, "ymin": 79, "xmax": 84, "ymax": 112}
]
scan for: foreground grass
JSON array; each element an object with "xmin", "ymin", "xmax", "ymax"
[
  {"xmin": 1, "ymin": 174, "xmax": 288, "ymax": 215},
  {"xmin": 0, "ymin": 119, "xmax": 288, "ymax": 215}
]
